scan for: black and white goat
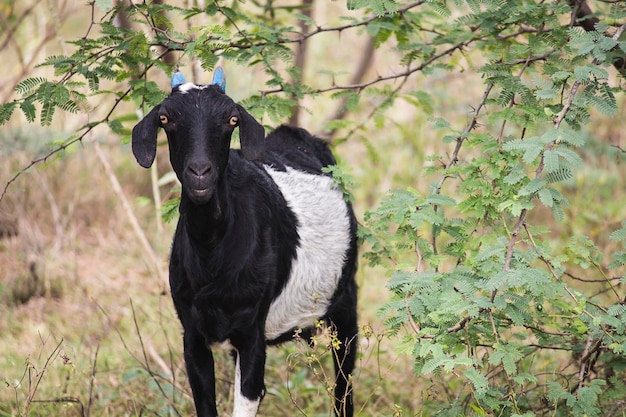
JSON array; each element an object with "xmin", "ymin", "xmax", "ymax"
[{"xmin": 131, "ymin": 74, "xmax": 358, "ymax": 417}]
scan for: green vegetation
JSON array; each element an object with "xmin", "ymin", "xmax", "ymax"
[{"xmin": 1, "ymin": 0, "xmax": 625, "ymax": 416}]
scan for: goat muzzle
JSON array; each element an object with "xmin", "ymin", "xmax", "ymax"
[{"xmin": 183, "ymin": 162, "xmax": 217, "ymax": 205}]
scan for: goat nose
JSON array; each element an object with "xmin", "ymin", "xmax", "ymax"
[{"xmin": 188, "ymin": 161, "xmax": 212, "ymax": 177}]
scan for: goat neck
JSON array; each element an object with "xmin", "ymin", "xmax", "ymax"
[{"xmin": 179, "ymin": 173, "xmax": 231, "ymax": 247}]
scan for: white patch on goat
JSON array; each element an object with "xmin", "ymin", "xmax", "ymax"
[
  {"xmin": 263, "ymin": 166, "xmax": 351, "ymax": 340},
  {"xmin": 233, "ymin": 352, "xmax": 261, "ymax": 417},
  {"xmin": 177, "ymin": 83, "xmax": 208, "ymax": 94}
]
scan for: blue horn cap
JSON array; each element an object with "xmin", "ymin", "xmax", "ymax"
[
  {"xmin": 171, "ymin": 71, "xmax": 186, "ymax": 89},
  {"xmin": 212, "ymin": 67, "xmax": 226, "ymax": 92}
]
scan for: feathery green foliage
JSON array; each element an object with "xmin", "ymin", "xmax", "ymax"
[{"xmin": 359, "ymin": 0, "xmax": 626, "ymax": 415}]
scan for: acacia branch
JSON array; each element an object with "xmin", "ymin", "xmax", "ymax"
[
  {"xmin": 263, "ymin": 35, "xmax": 481, "ymax": 98},
  {"xmin": 1, "ymin": 82, "xmax": 133, "ymax": 202},
  {"xmin": 506, "ymin": 14, "xmax": 626, "ymax": 280},
  {"xmin": 324, "ymin": 36, "xmax": 376, "ymax": 133},
  {"xmin": 570, "ymin": 0, "xmax": 626, "ymax": 76},
  {"xmin": 148, "ymin": 1, "xmax": 427, "ymax": 55}
]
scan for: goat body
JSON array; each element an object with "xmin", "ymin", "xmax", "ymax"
[{"xmin": 132, "ymin": 83, "xmax": 358, "ymax": 417}]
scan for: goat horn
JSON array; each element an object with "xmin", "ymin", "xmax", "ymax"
[
  {"xmin": 212, "ymin": 67, "xmax": 226, "ymax": 92},
  {"xmin": 171, "ymin": 71, "xmax": 187, "ymax": 89}
]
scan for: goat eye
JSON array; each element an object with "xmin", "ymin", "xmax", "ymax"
[
  {"xmin": 229, "ymin": 116, "xmax": 239, "ymax": 126},
  {"xmin": 159, "ymin": 115, "xmax": 169, "ymax": 125}
]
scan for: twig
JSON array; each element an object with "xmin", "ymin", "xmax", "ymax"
[
  {"xmin": 611, "ymin": 144, "xmax": 626, "ymax": 154},
  {"xmin": 447, "ymin": 315, "xmax": 471, "ymax": 333},
  {"xmin": 86, "ymin": 344, "xmax": 99, "ymax": 417},
  {"xmin": 213, "ymin": 0, "xmax": 428, "ymax": 53},
  {"xmin": 91, "ymin": 136, "xmax": 167, "ymax": 287},
  {"xmin": 434, "ymin": 83, "xmax": 494, "ymax": 194},
  {"xmin": 262, "ymin": 36, "xmax": 478, "ymax": 98},
  {"xmin": 405, "ymin": 292, "xmax": 421, "ymax": 335},
  {"xmin": 0, "ymin": 31, "xmax": 170, "ymax": 204},
  {"xmin": 21, "ymin": 338, "xmax": 64, "ymax": 416},
  {"xmin": 577, "ymin": 335, "xmax": 594, "ymax": 391},
  {"xmin": 285, "ymin": 352, "xmax": 311, "ymax": 417},
  {"xmin": 563, "ymin": 271, "xmax": 623, "ymax": 283},
  {"xmin": 30, "ymin": 397, "xmax": 85, "ymax": 415},
  {"xmin": 323, "ymin": 36, "xmax": 376, "ymax": 136},
  {"xmin": 130, "ymin": 300, "xmax": 183, "ymax": 417}
]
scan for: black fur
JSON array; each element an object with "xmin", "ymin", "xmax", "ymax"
[{"xmin": 132, "ymin": 84, "xmax": 358, "ymax": 417}]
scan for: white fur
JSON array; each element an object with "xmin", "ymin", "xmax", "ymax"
[
  {"xmin": 263, "ymin": 166, "xmax": 351, "ymax": 340},
  {"xmin": 177, "ymin": 83, "xmax": 207, "ymax": 94},
  {"xmin": 233, "ymin": 352, "xmax": 261, "ymax": 417}
]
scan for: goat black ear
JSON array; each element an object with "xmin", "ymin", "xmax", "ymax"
[
  {"xmin": 237, "ymin": 104, "xmax": 264, "ymax": 161},
  {"xmin": 132, "ymin": 105, "xmax": 161, "ymax": 168}
]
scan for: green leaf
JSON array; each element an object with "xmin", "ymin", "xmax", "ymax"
[
  {"xmin": 108, "ymin": 119, "xmax": 125, "ymax": 135},
  {"xmin": 426, "ymin": 194, "xmax": 457, "ymax": 206},
  {"xmin": 463, "ymin": 368, "xmax": 488, "ymax": 398},
  {"xmin": 488, "ymin": 343, "xmax": 522, "ymax": 376},
  {"xmin": 503, "ymin": 166, "xmax": 526, "ymax": 185},
  {"xmin": 609, "ymin": 223, "xmax": 626, "ymax": 243},
  {"xmin": 20, "ymin": 100, "xmax": 36, "ymax": 123},
  {"xmin": 40, "ymin": 100, "xmax": 56, "ymax": 126},
  {"xmin": 523, "ymin": 142, "xmax": 543, "ymax": 164},
  {"xmin": 161, "ymin": 197, "xmax": 180, "ymax": 224},
  {"xmin": 95, "ymin": 0, "xmax": 114, "ymax": 12},
  {"xmin": 15, "ymin": 77, "xmax": 47, "ymax": 95},
  {"xmin": 555, "ymin": 148, "xmax": 582, "ymax": 166},
  {"xmin": 0, "ymin": 102, "xmax": 18, "ymax": 125},
  {"xmin": 538, "ymin": 188, "xmax": 553, "ymax": 207},
  {"xmin": 542, "ymin": 149, "xmax": 559, "ymax": 173},
  {"xmin": 535, "ymin": 88, "xmax": 557, "ymax": 100},
  {"xmin": 574, "ymin": 64, "xmax": 609, "ymax": 81},
  {"xmin": 544, "ymin": 167, "xmax": 572, "ymax": 184},
  {"xmin": 404, "ymin": 91, "xmax": 434, "ymax": 115},
  {"xmin": 429, "ymin": 117, "xmax": 451, "ymax": 130},
  {"xmin": 519, "ymin": 178, "xmax": 546, "ymax": 196},
  {"xmin": 559, "ymin": 129, "xmax": 585, "ymax": 147}
]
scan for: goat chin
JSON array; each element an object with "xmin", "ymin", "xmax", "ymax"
[{"xmin": 187, "ymin": 188, "xmax": 211, "ymax": 204}]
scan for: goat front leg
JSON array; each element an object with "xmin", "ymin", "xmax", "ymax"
[
  {"xmin": 232, "ymin": 336, "xmax": 266, "ymax": 417},
  {"xmin": 184, "ymin": 329, "xmax": 218, "ymax": 417}
]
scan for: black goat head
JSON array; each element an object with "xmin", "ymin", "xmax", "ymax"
[{"xmin": 131, "ymin": 84, "xmax": 265, "ymax": 204}]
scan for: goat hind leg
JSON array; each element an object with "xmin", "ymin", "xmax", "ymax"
[{"xmin": 328, "ymin": 290, "xmax": 358, "ymax": 417}]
